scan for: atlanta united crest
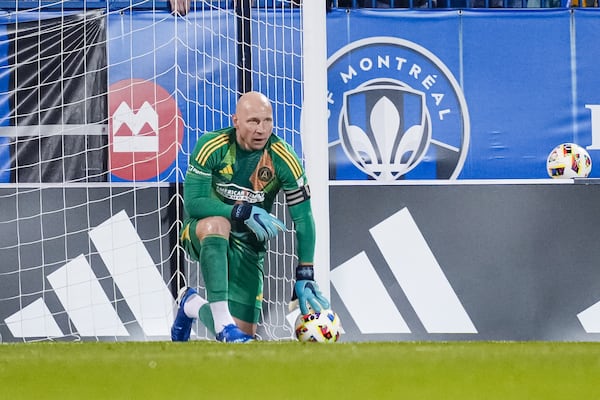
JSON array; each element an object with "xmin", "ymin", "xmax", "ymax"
[{"xmin": 328, "ymin": 37, "xmax": 470, "ymax": 180}]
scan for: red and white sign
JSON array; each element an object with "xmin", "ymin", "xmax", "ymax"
[{"xmin": 108, "ymin": 79, "xmax": 183, "ymax": 181}]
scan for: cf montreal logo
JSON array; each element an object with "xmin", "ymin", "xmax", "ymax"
[{"xmin": 328, "ymin": 37, "xmax": 470, "ymax": 180}]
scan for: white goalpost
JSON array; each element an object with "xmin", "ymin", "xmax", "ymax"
[
  {"xmin": 301, "ymin": 0, "xmax": 330, "ymax": 301},
  {"xmin": 0, "ymin": 0, "xmax": 328, "ymax": 342}
]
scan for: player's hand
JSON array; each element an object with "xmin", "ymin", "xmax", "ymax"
[
  {"xmin": 169, "ymin": 0, "xmax": 190, "ymax": 16},
  {"xmin": 294, "ymin": 280, "xmax": 330, "ymax": 315},
  {"xmin": 291, "ymin": 265, "xmax": 330, "ymax": 315},
  {"xmin": 231, "ymin": 203, "xmax": 285, "ymax": 242}
]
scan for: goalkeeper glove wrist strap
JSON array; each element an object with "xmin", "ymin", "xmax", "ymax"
[
  {"xmin": 296, "ymin": 265, "xmax": 314, "ymax": 281},
  {"xmin": 231, "ymin": 203, "xmax": 251, "ymax": 222}
]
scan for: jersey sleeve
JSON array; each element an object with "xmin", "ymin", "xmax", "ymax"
[
  {"xmin": 270, "ymin": 138, "xmax": 316, "ymax": 264},
  {"xmin": 270, "ymin": 139, "xmax": 308, "ymax": 192},
  {"xmin": 288, "ymin": 199, "xmax": 316, "ymax": 265},
  {"xmin": 183, "ymin": 132, "xmax": 233, "ymax": 220}
]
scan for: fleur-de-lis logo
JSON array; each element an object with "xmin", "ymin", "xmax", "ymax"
[
  {"xmin": 327, "ymin": 36, "xmax": 470, "ymax": 180},
  {"xmin": 340, "ymin": 81, "xmax": 430, "ymax": 181}
]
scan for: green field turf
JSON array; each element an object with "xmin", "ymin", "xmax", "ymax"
[{"xmin": 1, "ymin": 341, "xmax": 599, "ymax": 399}]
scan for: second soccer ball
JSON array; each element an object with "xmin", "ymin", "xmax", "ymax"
[{"xmin": 546, "ymin": 143, "xmax": 592, "ymax": 179}]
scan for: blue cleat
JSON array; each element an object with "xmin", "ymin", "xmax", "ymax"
[
  {"xmin": 215, "ymin": 324, "xmax": 254, "ymax": 343},
  {"xmin": 170, "ymin": 287, "xmax": 198, "ymax": 342}
]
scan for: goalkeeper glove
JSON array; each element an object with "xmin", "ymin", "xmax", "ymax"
[
  {"xmin": 292, "ymin": 265, "xmax": 330, "ymax": 315},
  {"xmin": 231, "ymin": 203, "xmax": 285, "ymax": 242}
]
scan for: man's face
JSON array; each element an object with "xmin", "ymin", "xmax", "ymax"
[{"xmin": 232, "ymin": 95, "xmax": 274, "ymax": 152}]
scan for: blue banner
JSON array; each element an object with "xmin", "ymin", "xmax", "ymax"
[
  {"xmin": 251, "ymin": 9, "xmax": 304, "ymax": 159},
  {"xmin": 574, "ymin": 9, "xmax": 600, "ymax": 157},
  {"xmin": 326, "ymin": 9, "xmax": 600, "ymax": 180},
  {"xmin": 461, "ymin": 10, "xmax": 571, "ymax": 179},
  {"xmin": 106, "ymin": 9, "xmax": 302, "ymax": 182},
  {"xmin": 2, "ymin": 9, "xmax": 600, "ymax": 182},
  {"xmin": 107, "ymin": 10, "xmax": 237, "ymax": 182}
]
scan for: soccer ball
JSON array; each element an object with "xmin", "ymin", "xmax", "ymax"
[
  {"xmin": 546, "ymin": 143, "xmax": 592, "ymax": 179},
  {"xmin": 294, "ymin": 309, "xmax": 341, "ymax": 343}
]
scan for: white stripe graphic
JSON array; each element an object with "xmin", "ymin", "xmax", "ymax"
[
  {"xmin": 0, "ymin": 124, "xmax": 107, "ymax": 137},
  {"xmin": 113, "ymin": 101, "xmax": 159, "ymax": 134},
  {"xmin": 112, "ymin": 101, "xmax": 159, "ymax": 152},
  {"xmin": 89, "ymin": 210, "xmax": 174, "ymax": 337},
  {"xmin": 331, "ymin": 251, "xmax": 410, "ymax": 333},
  {"xmin": 113, "ymin": 136, "xmax": 159, "ymax": 153},
  {"xmin": 46, "ymin": 255, "xmax": 128, "ymax": 336},
  {"xmin": 4, "ymin": 298, "xmax": 63, "ymax": 338},
  {"xmin": 370, "ymin": 208, "xmax": 477, "ymax": 333},
  {"xmin": 577, "ymin": 302, "xmax": 600, "ymax": 332}
]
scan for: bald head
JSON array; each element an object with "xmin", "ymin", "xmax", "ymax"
[
  {"xmin": 236, "ymin": 91, "xmax": 272, "ymax": 113},
  {"xmin": 232, "ymin": 92, "xmax": 274, "ymax": 151}
]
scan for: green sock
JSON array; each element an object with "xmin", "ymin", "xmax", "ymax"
[
  {"xmin": 199, "ymin": 304, "xmax": 216, "ymax": 337},
  {"xmin": 200, "ymin": 235, "xmax": 229, "ymax": 303}
]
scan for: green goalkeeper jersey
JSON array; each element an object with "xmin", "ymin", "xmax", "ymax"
[{"xmin": 182, "ymin": 127, "xmax": 316, "ymax": 264}]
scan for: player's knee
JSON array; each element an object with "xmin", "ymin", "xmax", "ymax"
[{"xmin": 196, "ymin": 216, "xmax": 231, "ymax": 240}]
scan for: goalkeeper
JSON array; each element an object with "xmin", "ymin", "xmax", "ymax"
[{"xmin": 171, "ymin": 91, "xmax": 329, "ymax": 343}]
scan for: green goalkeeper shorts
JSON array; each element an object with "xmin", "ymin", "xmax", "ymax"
[{"xmin": 181, "ymin": 219, "xmax": 265, "ymax": 324}]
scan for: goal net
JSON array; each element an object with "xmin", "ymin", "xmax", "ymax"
[{"xmin": 0, "ymin": 0, "xmax": 326, "ymax": 342}]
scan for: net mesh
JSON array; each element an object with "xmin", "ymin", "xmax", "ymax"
[{"xmin": 0, "ymin": 0, "xmax": 305, "ymax": 342}]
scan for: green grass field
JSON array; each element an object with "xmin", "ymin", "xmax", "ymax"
[{"xmin": 1, "ymin": 341, "xmax": 599, "ymax": 399}]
